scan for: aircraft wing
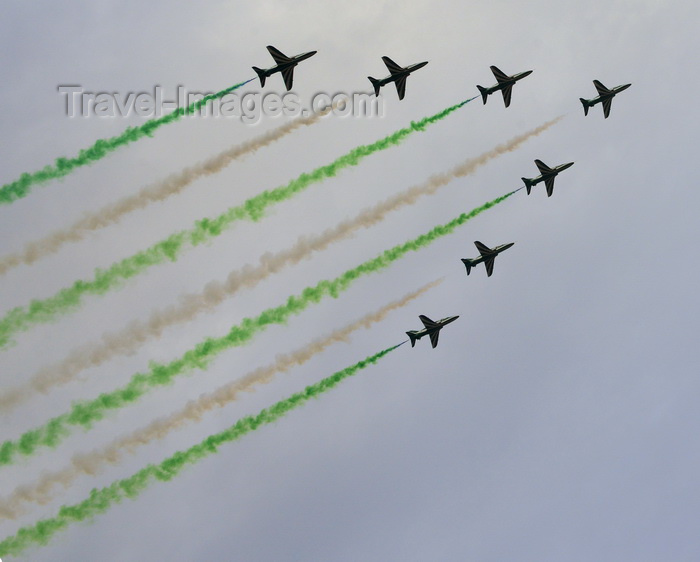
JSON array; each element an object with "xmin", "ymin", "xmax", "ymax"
[
  {"xmin": 395, "ymin": 76, "xmax": 407, "ymax": 100},
  {"xmin": 429, "ymin": 330, "xmax": 440, "ymax": 348},
  {"xmin": 490, "ymin": 66, "xmax": 509, "ymax": 84},
  {"xmin": 535, "ymin": 159, "xmax": 552, "ymax": 174},
  {"xmin": 474, "ymin": 241, "xmax": 493, "ymax": 256},
  {"xmin": 419, "ymin": 315, "xmax": 439, "ymax": 329},
  {"xmin": 382, "ymin": 56, "xmax": 404, "ymax": 76},
  {"xmin": 593, "ymin": 80, "xmax": 611, "ymax": 96},
  {"xmin": 602, "ymin": 97, "xmax": 613, "ymax": 118},
  {"xmin": 545, "ymin": 176, "xmax": 555, "ymax": 197},
  {"xmin": 282, "ymin": 66, "xmax": 295, "ymax": 90},
  {"xmin": 500, "ymin": 84, "xmax": 513, "ymax": 107},
  {"xmin": 484, "ymin": 256, "xmax": 496, "ymax": 277},
  {"xmin": 267, "ymin": 45, "xmax": 292, "ymax": 64}
]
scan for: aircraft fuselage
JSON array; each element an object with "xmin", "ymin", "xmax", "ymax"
[
  {"xmin": 466, "ymin": 243, "xmax": 514, "ymax": 265},
  {"xmin": 527, "ymin": 162, "xmax": 574, "ymax": 185},
  {"xmin": 408, "ymin": 315, "xmax": 459, "ymax": 343},
  {"xmin": 483, "ymin": 69, "xmax": 533, "ymax": 94},
  {"xmin": 261, "ymin": 51, "xmax": 317, "ymax": 77},
  {"xmin": 582, "ymin": 83, "xmax": 631, "ymax": 106},
  {"xmin": 376, "ymin": 61, "xmax": 428, "ymax": 87}
]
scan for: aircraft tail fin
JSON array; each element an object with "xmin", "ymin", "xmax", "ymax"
[
  {"xmin": 461, "ymin": 258, "xmax": 473, "ymax": 276},
  {"xmin": 477, "ymin": 85, "xmax": 489, "ymax": 105},
  {"xmin": 252, "ymin": 67, "xmax": 266, "ymax": 88},
  {"xmin": 406, "ymin": 331, "xmax": 419, "ymax": 348},
  {"xmin": 368, "ymin": 77, "xmax": 381, "ymax": 96},
  {"xmin": 522, "ymin": 177, "xmax": 533, "ymax": 195},
  {"xmin": 580, "ymin": 98, "xmax": 590, "ymax": 116}
]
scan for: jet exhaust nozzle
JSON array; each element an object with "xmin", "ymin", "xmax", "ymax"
[
  {"xmin": 252, "ymin": 66, "xmax": 267, "ymax": 88},
  {"xmin": 368, "ymin": 77, "xmax": 381, "ymax": 97},
  {"xmin": 579, "ymin": 98, "xmax": 590, "ymax": 116},
  {"xmin": 476, "ymin": 85, "xmax": 489, "ymax": 105},
  {"xmin": 522, "ymin": 177, "xmax": 533, "ymax": 195}
]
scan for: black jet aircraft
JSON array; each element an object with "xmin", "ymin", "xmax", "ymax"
[
  {"xmin": 406, "ymin": 315, "xmax": 459, "ymax": 348},
  {"xmin": 522, "ymin": 159, "xmax": 574, "ymax": 197},
  {"xmin": 368, "ymin": 57, "xmax": 428, "ymax": 100},
  {"xmin": 461, "ymin": 241, "xmax": 515, "ymax": 277},
  {"xmin": 252, "ymin": 45, "xmax": 317, "ymax": 90},
  {"xmin": 477, "ymin": 66, "xmax": 533, "ymax": 108},
  {"xmin": 580, "ymin": 80, "xmax": 631, "ymax": 118}
]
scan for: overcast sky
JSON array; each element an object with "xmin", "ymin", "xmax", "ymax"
[{"xmin": 1, "ymin": 0, "xmax": 699, "ymax": 560}]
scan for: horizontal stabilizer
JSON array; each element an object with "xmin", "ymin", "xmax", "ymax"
[
  {"xmin": 461, "ymin": 258, "xmax": 472, "ymax": 275},
  {"xmin": 368, "ymin": 77, "xmax": 381, "ymax": 97},
  {"xmin": 406, "ymin": 331, "xmax": 419, "ymax": 347},
  {"xmin": 522, "ymin": 177, "xmax": 533, "ymax": 195},
  {"xmin": 580, "ymin": 98, "xmax": 590, "ymax": 116},
  {"xmin": 252, "ymin": 67, "xmax": 267, "ymax": 88},
  {"xmin": 476, "ymin": 85, "xmax": 489, "ymax": 105}
]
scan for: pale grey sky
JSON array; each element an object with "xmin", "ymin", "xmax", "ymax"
[{"xmin": 1, "ymin": 0, "xmax": 699, "ymax": 560}]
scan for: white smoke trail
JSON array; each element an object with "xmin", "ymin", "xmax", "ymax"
[
  {"xmin": 0, "ymin": 280, "xmax": 439, "ymax": 519},
  {"xmin": 0, "ymin": 117, "xmax": 562, "ymax": 413},
  {"xmin": 0, "ymin": 110, "xmax": 330, "ymax": 276}
]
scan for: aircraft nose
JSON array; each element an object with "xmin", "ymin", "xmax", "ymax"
[
  {"xmin": 619, "ymin": 83, "xmax": 631, "ymax": 91},
  {"xmin": 561, "ymin": 161, "xmax": 575, "ymax": 170}
]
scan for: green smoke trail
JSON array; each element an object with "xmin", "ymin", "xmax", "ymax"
[
  {"xmin": 0, "ymin": 343, "xmax": 400, "ymax": 558},
  {"xmin": 0, "ymin": 98, "xmax": 474, "ymax": 349},
  {"xmin": 0, "ymin": 190, "xmax": 514, "ymax": 467},
  {"xmin": 0, "ymin": 79, "xmax": 253, "ymax": 206}
]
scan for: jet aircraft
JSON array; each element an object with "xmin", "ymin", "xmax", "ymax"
[
  {"xmin": 476, "ymin": 66, "xmax": 533, "ymax": 108},
  {"xmin": 368, "ymin": 56, "xmax": 428, "ymax": 100},
  {"xmin": 461, "ymin": 241, "xmax": 515, "ymax": 277},
  {"xmin": 522, "ymin": 159, "xmax": 574, "ymax": 197},
  {"xmin": 406, "ymin": 315, "xmax": 459, "ymax": 348},
  {"xmin": 252, "ymin": 45, "xmax": 317, "ymax": 90},
  {"xmin": 580, "ymin": 80, "xmax": 631, "ymax": 118}
]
